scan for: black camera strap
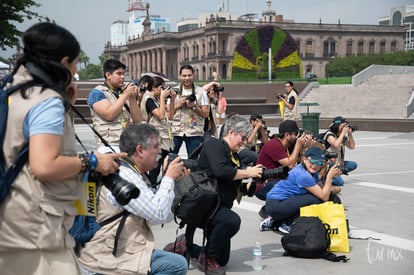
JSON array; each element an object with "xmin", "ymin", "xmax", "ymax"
[{"xmin": 70, "ymin": 105, "xmax": 117, "ymax": 153}]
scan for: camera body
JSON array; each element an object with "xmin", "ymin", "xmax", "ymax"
[
  {"xmin": 167, "ymin": 153, "xmax": 199, "ymax": 171},
  {"xmin": 186, "ymin": 93, "xmax": 197, "ymax": 102},
  {"xmin": 348, "ymin": 125, "xmax": 358, "ymax": 132},
  {"xmin": 214, "ymin": 86, "xmax": 224, "ymax": 94},
  {"xmin": 139, "ymin": 86, "xmax": 146, "ymax": 92}
]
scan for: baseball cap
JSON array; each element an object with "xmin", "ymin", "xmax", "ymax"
[
  {"xmin": 279, "ymin": 120, "xmax": 299, "ymax": 135},
  {"xmin": 304, "ymin": 147, "xmax": 325, "ymax": 161},
  {"xmin": 329, "ymin": 116, "xmax": 348, "ymax": 127}
]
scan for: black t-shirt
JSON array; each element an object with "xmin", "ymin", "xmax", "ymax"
[
  {"xmin": 198, "ymin": 138, "xmax": 240, "ymax": 208},
  {"xmin": 145, "ymin": 98, "xmax": 158, "ymax": 114}
]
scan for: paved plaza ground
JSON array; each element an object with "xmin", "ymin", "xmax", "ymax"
[{"xmin": 75, "ymin": 124, "xmax": 414, "ymax": 275}]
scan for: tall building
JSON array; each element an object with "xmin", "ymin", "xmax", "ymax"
[
  {"xmin": 110, "ymin": 0, "xmax": 171, "ymax": 46},
  {"xmin": 105, "ymin": 1, "xmax": 407, "ymax": 81},
  {"xmin": 378, "ymin": 5, "xmax": 414, "ymax": 51}
]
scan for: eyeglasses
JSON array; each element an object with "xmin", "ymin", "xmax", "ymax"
[
  {"xmin": 309, "ymin": 159, "xmax": 326, "ymax": 166},
  {"xmin": 240, "ymin": 134, "xmax": 248, "ymax": 142},
  {"xmin": 284, "ymin": 85, "xmax": 291, "ymax": 88}
]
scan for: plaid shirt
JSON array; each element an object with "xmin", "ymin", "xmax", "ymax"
[{"xmin": 105, "ymin": 164, "xmax": 175, "ymax": 224}]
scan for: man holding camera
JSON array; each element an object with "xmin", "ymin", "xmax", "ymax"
[
  {"xmin": 79, "ymin": 123, "xmax": 189, "ymax": 275},
  {"xmin": 170, "ymin": 65, "xmax": 211, "ymax": 158},
  {"xmin": 323, "ymin": 116, "xmax": 357, "ymax": 186},
  {"xmin": 256, "ymin": 120, "xmax": 311, "ymax": 218},
  {"xmin": 238, "ymin": 114, "xmax": 269, "ymax": 167},
  {"xmin": 88, "ymin": 59, "xmax": 143, "ymax": 149},
  {"xmin": 278, "ymin": 81, "xmax": 300, "ymax": 121}
]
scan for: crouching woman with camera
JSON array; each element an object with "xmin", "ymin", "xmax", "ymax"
[
  {"xmin": 260, "ymin": 147, "xmax": 342, "ymax": 234},
  {"xmin": 191, "ymin": 115, "xmax": 263, "ymax": 274}
]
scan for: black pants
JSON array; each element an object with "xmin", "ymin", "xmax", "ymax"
[
  {"xmin": 266, "ymin": 193, "xmax": 341, "ymax": 226},
  {"xmin": 205, "ymin": 207, "xmax": 241, "ymax": 266}
]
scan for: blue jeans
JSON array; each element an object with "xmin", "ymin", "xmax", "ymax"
[
  {"xmin": 149, "ymin": 249, "xmax": 187, "ymax": 275},
  {"xmin": 332, "ymin": 160, "xmax": 358, "ymax": 186},
  {"xmin": 173, "ymin": 135, "xmax": 202, "ymax": 159}
]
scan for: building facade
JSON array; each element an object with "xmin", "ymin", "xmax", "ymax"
[{"xmin": 105, "ymin": 3, "xmax": 406, "ymax": 81}]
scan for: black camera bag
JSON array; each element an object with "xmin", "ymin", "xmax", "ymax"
[
  {"xmin": 172, "ymin": 170, "xmax": 220, "ymax": 229},
  {"xmin": 281, "ymin": 216, "xmax": 349, "ymax": 262}
]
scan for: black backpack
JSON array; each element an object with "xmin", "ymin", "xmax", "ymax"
[
  {"xmin": 172, "ymin": 170, "xmax": 220, "ymax": 229},
  {"xmin": 281, "ymin": 216, "xmax": 349, "ymax": 262}
]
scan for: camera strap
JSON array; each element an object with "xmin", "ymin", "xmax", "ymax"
[{"xmin": 70, "ymin": 105, "xmax": 117, "ymax": 153}]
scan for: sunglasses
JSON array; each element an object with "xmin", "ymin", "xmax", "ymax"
[{"xmin": 309, "ymin": 159, "xmax": 326, "ymax": 166}]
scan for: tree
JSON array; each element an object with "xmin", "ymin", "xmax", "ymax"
[
  {"xmin": 78, "ymin": 50, "xmax": 90, "ymax": 71},
  {"xmin": 0, "ymin": 0, "xmax": 48, "ymax": 50}
]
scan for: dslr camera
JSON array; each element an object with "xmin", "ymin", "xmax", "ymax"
[
  {"xmin": 101, "ymin": 173, "xmax": 140, "ymax": 205},
  {"xmin": 88, "ymin": 170, "xmax": 140, "ymax": 206},
  {"xmin": 213, "ymin": 86, "xmax": 224, "ymax": 94},
  {"xmin": 323, "ymin": 151, "xmax": 352, "ymax": 175},
  {"xmin": 261, "ymin": 166, "xmax": 290, "ymax": 181},
  {"xmin": 347, "ymin": 124, "xmax": 358, "ymax": 132},
  {"xmin": 167, "ymin": 153, "xmax": 199, "ymax": 171},
  {"xmin": 186, "ymin": 93, "xmax": 197, "ymax": 102}
]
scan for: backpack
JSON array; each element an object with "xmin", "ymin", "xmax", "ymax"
[
  {"xmin": 172, "ymin": 170, "xmax": 220, "ymax": 229},
  {"xmin": 281, "ymin": 216, "xmax": 349, "ymax": 262},
  {"xmin": 0, "ymin": 76, "xmax": 35, "ymax": 202},
  {"xmin": 316, "ymin": 130, "xmax": 334, "ymax": 149}
]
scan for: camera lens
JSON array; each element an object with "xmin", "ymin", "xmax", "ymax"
[
  {"xmin": 102, "ymin": 173, "xmax": 140, "ymax": 205},
  {"xmin": 261, "ymin": 166, "xmax": 289, "ymax": 180}
]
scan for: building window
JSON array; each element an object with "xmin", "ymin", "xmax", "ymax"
[
  {"xmin": 358, "ymin": 41, "xmax": 364, "ymax": 55},
  {"xmin": 305, "ymin": 40, "xmax": 314, "ymax": 57},
  {"xmin": 391, "ymin": 40, "xmax": 397, "ymax": 52},
  {"xmin": 323, "ymin": 39, "xmax": 336, "ymax": 58},
  {"xmin": 295, "ymin": 39, "xmax": 301, "ymax": 56},
  {"xmin": 380, "ymin": 41, "xmax": 386, "ymax": 53},
  {"xmin": 346, "ymin": 40, "xmax": 353, "ymax": 56},
  {"xmin": 369, "ymin": 41, "xmax": 375, "ymax": 54}
]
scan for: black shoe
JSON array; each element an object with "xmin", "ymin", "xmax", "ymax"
[{"xmin": 258, "ymin": 205, "xmax": 269, "ymax": 219}]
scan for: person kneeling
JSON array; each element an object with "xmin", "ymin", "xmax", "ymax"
[
  {"xmin": 79, "ymin": 124, "xmax": 189, "ymax": 275},
  {"xmin": 260, "ymin": 146, "xmax": 342, "ymax": 234}
]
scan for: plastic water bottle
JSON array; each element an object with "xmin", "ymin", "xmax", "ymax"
[{"xmin": 252, "ymin": 242, "xmax": 263, "ymax": 271}]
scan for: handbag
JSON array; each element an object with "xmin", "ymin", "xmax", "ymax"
[{"xmin": 300, "ymin": 201, "xmax": 349, "ymax": 253}]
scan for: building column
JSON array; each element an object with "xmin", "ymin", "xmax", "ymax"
[
  {"xmin": 162, "ymin": 48, "xmax": 167, "ymax": 76},
  {"xmin": 137, "ymin": 52, "xmax": 142, "ymax": 78},
  {"xmin": 157, "ymin": 48, "xmax": 161, "ymax": 74}
]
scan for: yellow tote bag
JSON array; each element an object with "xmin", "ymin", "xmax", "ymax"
[
  {"xmin": 279, "ymin": 100, "xmax": 285, "ymax": 119},
  {"xmin": 300, "ymin": 201, "xmax": 349, "ymax": 253}
]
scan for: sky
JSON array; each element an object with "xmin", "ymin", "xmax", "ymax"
[{"xmin": 1, "ymin": 0, "xmax": 412, "ymax": 64}]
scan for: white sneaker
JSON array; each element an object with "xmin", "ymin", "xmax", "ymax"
[{"xmin": 278, "ymin": 223, "xmax": 291, "ymax": 234}]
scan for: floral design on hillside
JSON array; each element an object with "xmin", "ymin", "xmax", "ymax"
[{"xmin": 232, "ymin": 25, "xmax": 301, "ymax": 79}]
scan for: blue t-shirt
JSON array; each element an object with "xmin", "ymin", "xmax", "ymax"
[
  {"xmin": 88, "ymin": 88, "xmax": 120, "ymax": 107},
  {"xmin": 266, "ymin": 163, "xmax": 319, "ymax": 200},
  {"xmin": 24, "ymin": 97, "xmax": 64, "ymax": 140}
]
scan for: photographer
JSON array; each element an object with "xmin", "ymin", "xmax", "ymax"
[
  {"xmin": 141, "ymin": 76, "xmax": 174, "ymax": 186},
  {"xmin": 190, "ymin": 115, "xmax": 263, "ymax": 274},
  {"xmin": 260, "ymin": 147, "xmax": 342, "ymax": 234},
  {"xmin": 202, "ymin": 81, "xmax": 222, "ymax": 141},
  {"xmin": 278, "ymin": 81, "xmax": 300, "ymax": 121},
  {"xmin": 323, "ymin": 116, "xmax": 357, "ymax": 186},
  {"xmin": 88, "ymin": 59, "xmax": 143, "ymax": 149},
  {"xmin": 169, "ymin": 64, "xmax": 209, "ymax": 159},
  {"xmin": 79, "ymin": 123, "xmax": 189, "ymax": 275},
  {"xmin": 0, "ymin": 23, "xmax": 124, "ymax": 275},
  {"xmin": 255, "ymin": 120, "xmax": 311, "ymax": 218},
  {"xmin": 238, "ymin": 114, "xmax": 269, "ymax": 167}
]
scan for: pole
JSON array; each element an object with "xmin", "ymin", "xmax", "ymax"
[{"xmin": 268, "ymin": 48, "xmax": 272, "ymax": 83}]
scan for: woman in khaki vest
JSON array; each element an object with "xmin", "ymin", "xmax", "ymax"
[{"xmin": 0, "ymin": 22, "xmax": 124, "ymax": 275}]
